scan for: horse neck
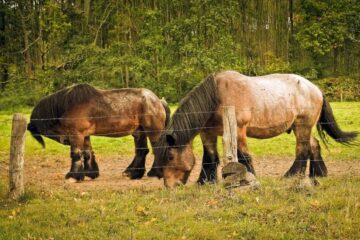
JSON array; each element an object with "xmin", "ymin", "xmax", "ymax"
[
  {"xmin": 169, "ymin": 105, "xmax": 217, "ymax": 146},
  {"xmin": 169, "ymin": 74, "xmax": 219, "ymax": 146}
]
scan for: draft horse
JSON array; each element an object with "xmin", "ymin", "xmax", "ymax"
[
  {"xmin": 28, "ymin": 83, "xmax": 170, "ymax": 181},
  {"xmin": 150, "ymin": 70, "xmax": 358, "ymax": 187}
]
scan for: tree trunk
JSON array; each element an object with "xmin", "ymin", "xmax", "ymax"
[
  {"xmin": 288, "ymin": 0, "xmax": 294, "ymax": 63},
  {"xmin": 93, "ymin": 3, "xmax": 113, "ymax": 46},
  {"xmin": 0, "ymin": 5, "xmax": 8, "ymax": 89},
  {"xmin": 125, "ymin": 64, "xmax": 129, "ymax": 88},
  {"xmin": 333, "ymin": 47, "xmax": 338, "ymax": 76},
  {"xmin": 18, "ymin": 6, "xmax": 33, "ymax": 78},
  {"xmin": 84, "ymin": 0, "xmax": 91, "ymax": 25}
]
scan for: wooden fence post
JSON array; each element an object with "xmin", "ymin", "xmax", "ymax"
[
  {"xmin": 9, "ymin": 113, "xmax": 27, "ymax": 200},
  {"xmin": 222, "ymin": 106, "xmax": 238, "ymax": 164},
  {"xmin": 221, "ymin": 106, "xmax": 259, "ymax": 189}
]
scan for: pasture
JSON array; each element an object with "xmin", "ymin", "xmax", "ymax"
[{"xmin": 0, "ymin": 102, "xmax": 359, "ymax": 239}]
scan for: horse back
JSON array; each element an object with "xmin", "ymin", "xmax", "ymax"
[
  {"xmin": 214, "ymin": 71, "xmax": 323, "ymax": 138},
  {"xmin": 100, "ymin": 88, "xmax": 167, "ymax": 132}
]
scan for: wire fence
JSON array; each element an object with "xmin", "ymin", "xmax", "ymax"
[
  {"xmin": 0, "ymin": 107, "xmax": 359, "ymax": 189},
  {"xmin": 0, "ymin": 109, "xmax": 359, "ymax": 142}
]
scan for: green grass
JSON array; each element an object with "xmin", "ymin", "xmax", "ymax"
[
  {"xmin": 0, "ymin": 176, "xmax": 359, "ymax": 239},
  {"xmin": 0, "ymin": 102, "xmax": 359, "ymax": 239}
]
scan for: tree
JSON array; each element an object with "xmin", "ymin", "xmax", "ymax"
[{"xmin": 295, "ymin": 0, "xmax": 360, "ymax": 75}]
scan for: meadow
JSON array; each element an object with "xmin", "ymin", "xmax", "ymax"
[{"xmin": 0, "ymin": 102, "xmax": 359, "ymax": 239}]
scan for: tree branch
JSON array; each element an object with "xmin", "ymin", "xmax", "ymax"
[{"xmin": 92, "ymin": 2, "xmax": 114, "ymax": 46}]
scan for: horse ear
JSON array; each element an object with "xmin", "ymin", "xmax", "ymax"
[{"xmin": 166, "ymin": 134, "xmax": 176, "ymax": 147}]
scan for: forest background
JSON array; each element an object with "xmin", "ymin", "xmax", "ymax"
[{"xmin": 0, "ymin": 0, "xmax": 359, "ymax": 108}]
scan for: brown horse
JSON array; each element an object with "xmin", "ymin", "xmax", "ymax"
[
  {"xmin": 150, "ymin": 70, "xmax": 358, "ymax": 187},
  {"xmin": 27, "ymin": 83, "xmax": 170, "ymax": 181}
]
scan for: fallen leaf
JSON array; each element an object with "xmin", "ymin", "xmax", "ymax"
[
  {"xmin": 310, "ymin": 200, "xmax": 320, "ymax": 208},
  {"xmin": 136, "ymin": 206, "xmax": 148, "ymax": 216},
  {"xmin": 207, "ymin": 199, "xmax": 219, "ymax": 207}
]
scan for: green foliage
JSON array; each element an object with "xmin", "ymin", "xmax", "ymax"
[
  {"xmin": 296, "ymin": 0, "xmax": 357, "ymax": 54},
  {"xmin": 0, "ymin": 0, "xmax": 359, "ymax": 107},
  {"xmin": 40, "ymin": 1, "xmax": 71, "ymax": 52},
  {"xmin": 260, "ymin": 51, "xmax": 291, "ymax": 74},
  {"xmin": 314, "ymin": 77, "xmax": 360, "ymax": 101}
]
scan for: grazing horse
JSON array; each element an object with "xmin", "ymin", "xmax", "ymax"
[
  {"xmin": 149, "ymin": 70, "xmax": 358, "ymax": 187},
  {"xmin": 27, "ymin": 83, "xmax": 170, "ymax": 181}
]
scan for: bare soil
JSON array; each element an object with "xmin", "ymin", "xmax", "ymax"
[{"xmin": 1, "ymin": 154, "xmax": 359, "ymax": 192}]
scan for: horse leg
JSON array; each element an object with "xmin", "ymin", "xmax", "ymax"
[
  {"xmin": 237, "ymin": 127, "xmax": 256, "ymax": 174},
  {"xmin": 309, "ymin": 136, "xmax": 328, "ymax": 177},
  {"xmin": 65, "ymin": 134, "xmax": 85, "ymax": 181},
  {"xmin": 83, "ymin": 136, "xmax": 100, "ymax": 179},
  {"xmin": 123, "ymin": 127, "xmax": 149, "ymax": 179},
  {"xmin": 146, "ymin": 130, "xmax": 164, "ymax": 178},
  {"xmin": 284, "ymin": 126, "xmax": 311, "ymax": 177},
  {"xmin": 197, "ymin": 131, "xmax": 219, "ymax": 184}
]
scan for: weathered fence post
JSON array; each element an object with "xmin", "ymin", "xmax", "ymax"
[
  {"xmin": 9, "ymin": 113, "xmax": 27, "ymax": 200},
  {"xmin": 222, "ymin": 106, "xmax": 238, "ymax": 164},
  {"xmin": 221, "ymin": 106, "xmax": 259, "ymax": 189}
]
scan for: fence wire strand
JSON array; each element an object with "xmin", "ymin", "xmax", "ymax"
[{"xmin": 1, "ymin": 107, "xmax": 359, "ymax": 187}]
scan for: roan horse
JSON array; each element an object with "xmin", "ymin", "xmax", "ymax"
[
  {"xmin": 27, "ymin": 83, "xmax": 170, "ymax": 181},
  {"xmin": 149, "ymin": 70, "xmax": 358, "ymax": 187}
]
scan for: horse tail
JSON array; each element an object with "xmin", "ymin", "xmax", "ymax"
[
  {"xmin": 160, "ymin": 97, "xmax": 171, "ymax": 127},
  {"xmin": 316, "ymin": 95, "xmax": 358, "ymax": 145},
  {"xmin": 27, "ymin": 121, "xmax": 45, "ymax": 148}
]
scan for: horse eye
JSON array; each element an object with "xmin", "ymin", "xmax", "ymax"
[{"xmin": 168, "ymin": 154, "xmax": 174, "ymax": 161}]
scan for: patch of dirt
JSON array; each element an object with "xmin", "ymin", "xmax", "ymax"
[{"xmin": 1, "ymin": 154, "xmax": 359, "ymax": 192}]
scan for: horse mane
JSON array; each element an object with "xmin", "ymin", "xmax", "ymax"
[
  {"xmin": 168, "ymin": 73, "xmax": 219, "ymax": 145},
  {"xmin": 152, "ymin": 74, "xmax": 219, "ymax": 169},
  {"xmin": 29, "ymin": 83, "xmax": 101, "ymax": 133}
]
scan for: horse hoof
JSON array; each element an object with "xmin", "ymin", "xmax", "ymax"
[
  {"xmin": 123, "ymin": 169, "xmax": 145, "ymax": 179},
  {"xmin": 65, "ymin": 178, "xmax": 77, "ymax": 183},
  {"xmin": 65, "ymin": 172, "xmax": 85, "ymax": 181},
  {"xmin": 197, "ymin": 177, "xmax": 217, "ymax": 185},
  {"xmin": 309, "ymin": 172, "xmax": 327, "ymax": 178},
  {"xmin": 85, "ymin": 171, "xmax": 99, "ymax": 179},
  {"xmin": 147, "ymin": 168, "xmax": 163, "ymax": 178},
  {"xmin": 284, "ymin": 171, "xmax": 305, "ymax": 178},
  {"xmin": 197, "ymin": 179, "xmax": 216, "ymax": 185},
  {"xmin": 284, "ymin": 168, "xmax": 300, "ymax": 178},
  {"xmin": 122, "ymin": 171, "xmax": 130, "ymax": 177},
  {"xmin": 309, "ymin": 168, "xmax": 328, "ymax": 178}
]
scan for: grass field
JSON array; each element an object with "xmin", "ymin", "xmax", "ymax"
[{"xmin": 0, "ymin": 102, "xmax": 359, "ymax": 239}]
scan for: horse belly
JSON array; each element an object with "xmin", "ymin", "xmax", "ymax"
[
  {"xmin": 94, "ymin": 119, "xmax": 139, "ymax": 137},
  {"xmin": 246, "ymin": 105, "xmax": 296, "ymax": 139},
  {"xmin": 246, "ymin": 123, "xmax": 293, "ymax": 139}
]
